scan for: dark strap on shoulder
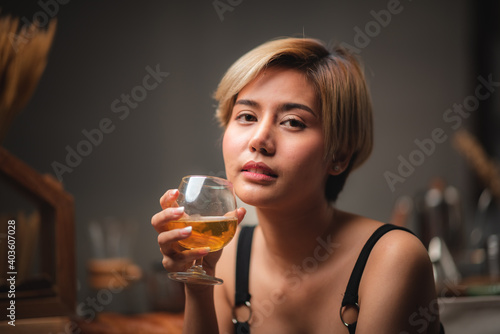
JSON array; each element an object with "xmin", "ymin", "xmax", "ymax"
[
  {"xmin": 342, "ymin": 224, "xmax": 412, "ymax": 308},
  {"xmin": 341, "ymin": 224, "xmax": 414, "ymax": 333},
  {"xmin": 235, "ymin": 225, "xmax": 256, "ymax": 306},
  {"xmin": 234, "ymin": 225, "xmax": 256, "ymax": 334},
  {"xmin": 341, "ymin": 224, "xmax": 445, "ymax": 333}
]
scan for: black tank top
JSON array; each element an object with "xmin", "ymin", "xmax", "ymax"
[{"xmin": 233, "ymin": 224, "xmax": 445, "ymax": 334}]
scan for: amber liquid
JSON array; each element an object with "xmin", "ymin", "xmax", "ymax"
[{"xmin": 168, "ymin": 217, "xmax": 237, "ymax": 251}]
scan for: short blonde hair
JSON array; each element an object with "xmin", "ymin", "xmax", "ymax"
[{"xmin": 214, "ymin": 37, "xmax": 373, "ymax": 201}]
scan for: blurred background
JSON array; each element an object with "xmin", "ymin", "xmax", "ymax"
[{"xmin": 0, "ymin": 0, "xmax": 499, "ymax": 332}]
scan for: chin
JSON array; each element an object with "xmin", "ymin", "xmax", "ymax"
[{"xmin": 236, "ymin": 186, "xmax": 283, "ymax": 209}]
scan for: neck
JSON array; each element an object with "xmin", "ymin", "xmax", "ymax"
[{"xmin": 255, "ymin": 199, "xmax": 338, "ymax": 270}]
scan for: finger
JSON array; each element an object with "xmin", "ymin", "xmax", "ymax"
[
  {"xmin": 159, "ymin": 189, "xmax": 180, "ymax": 209},
  {"xmin": 157, "ymin": 225, "xmax": 192, "ymax": 253},
  {"xmin": 237, "ymin": 207, "xmax": 247, "ymax": 225},
  {"xmin": 162, "ymin": 247, "xmax": 211, "ymax": 272},
  {"xmin": 151, "ymin": 206, "xmax": 185, "ymax": 233}
]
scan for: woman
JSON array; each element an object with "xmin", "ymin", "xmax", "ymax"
[{"xmin": 152, "ymin": 37, "xmax": 443, "ymax": 333}]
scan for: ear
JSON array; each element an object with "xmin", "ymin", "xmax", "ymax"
[{"xmin": 328, "ymin": 152, "xmax": 352, "ymax": 176}]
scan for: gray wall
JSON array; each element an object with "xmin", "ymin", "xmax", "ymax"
[{"xmin": 3, "ymin": 0, "xmax": 477, "ymax": 313}]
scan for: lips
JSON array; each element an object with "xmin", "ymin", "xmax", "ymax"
[{"xmin": 241, "ymin": 161, "xmax": 277, "ymax": 181}]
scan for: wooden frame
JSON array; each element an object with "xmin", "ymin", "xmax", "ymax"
[{"xmin": 0, "ymin": 146, "xmax": 75, "ymax": 319}]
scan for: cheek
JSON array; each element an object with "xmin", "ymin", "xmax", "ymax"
[
  {"xmin": 222, "ymin": 127, "xmax": 244, "ymax": 170},
  {"xmin": 222, "ymin": 131, "xmax": 231, "ymax": 166},
  {"xmin": 284, "ymin": 135, "xmax": 326, "ymax": 169},
  {"xmin": 222, "ymin": 129, "xmax": 235, "ymax": 160}
]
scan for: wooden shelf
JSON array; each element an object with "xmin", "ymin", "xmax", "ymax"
[{"xmin": 0, "ymin": 146, "xmax": 76, "ymax": 319}]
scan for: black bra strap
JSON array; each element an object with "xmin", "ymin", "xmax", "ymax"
[
  {"xmin": 341, "ymin": 224, "xmax": 414, "ymax": 333},
  {"xmin": 235, "ymin": 225, "xmax": 256, "ymax": 305},
  {"xmin": 234, "ymin": 225, "xmax": 256, "ymax": 334},
  {"xmin": 342, "ymin": 224, "xmax": 413, "ymax": 307}
]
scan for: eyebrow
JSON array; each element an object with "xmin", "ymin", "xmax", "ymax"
[
  {"xmin": 234, "ymin": 99, "xmax": 317, "ymax": 117},
  {"xmin": 281, "ymin": 102, "xmax": 316, "ymax": 116},
  {"xmin": 234, "ymin": 99, "xmax": 259, "ymax": 107}
]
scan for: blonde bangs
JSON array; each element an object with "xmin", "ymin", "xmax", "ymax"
[{"xmin": 214, "ymin": 38, "xmax": 329, "ymax": 127}]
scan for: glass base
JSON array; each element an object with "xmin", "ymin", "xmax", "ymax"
[{"xmin": 168, "ymin": 265, "xmax": 223, "ymax": 285}]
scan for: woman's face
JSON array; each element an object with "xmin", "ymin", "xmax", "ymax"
[{"xmin": 222, "ymin": 67, "xmax": 332, "ymax": 210}]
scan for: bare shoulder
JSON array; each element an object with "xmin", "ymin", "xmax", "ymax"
[
  {"xmin": 369, "ymin": 226, "xmax": 431, "ymax": 271},
  {"xmin": 356, "ymin": 220, "xmax": 441, "ymax": 333},
  {"xmin": 335, "ymin": 210, "xmax": 431, "ymax": 275},
  {"xmin": 336, "ymin": 210, "xmax": 430, "ymax": 275}
]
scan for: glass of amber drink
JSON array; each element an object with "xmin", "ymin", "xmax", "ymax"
[{"xmin": 167, "ymin": 175, "xmax": 238, "ymax": 285}]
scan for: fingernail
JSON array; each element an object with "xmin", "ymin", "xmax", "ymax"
[
  {"xmin": 171, "ymin": 189, "xmax": 179, "ymax": 197},
  {"xmin": 172, "ymin": 206, "xmax": 184, "ymax": 215},
  {"xmin": 180, "ymin": 226, "xmax": 192, "ymax": 236},
  {"xmin": 199, "ymin": 247, "xmax": 210, "ymax": 255}
]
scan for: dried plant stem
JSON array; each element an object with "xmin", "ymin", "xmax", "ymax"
[
  {"xmin": 453, "ymin": 129, "xmax": 500, "ymax": 199},
  {"xmin": 0, "ymin": 15, "xmax": 57, "ymax": 143}
]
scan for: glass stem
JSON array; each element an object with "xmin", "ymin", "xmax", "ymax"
[
  {"xmin": 188, "ymin": 257, "xmax": 206, "ymax": 275},
  {"xmin": 197, "ymin": 256, "xmax": 203, "ymax": 268}
]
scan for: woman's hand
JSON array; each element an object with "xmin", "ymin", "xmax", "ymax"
[{"xmin": 151, "ymin": 188, "xmax": 246, "ymax": 277}]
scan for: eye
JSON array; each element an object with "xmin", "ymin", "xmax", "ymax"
[
  {"xmin": 281, "ymin": 118, "xmax": 306, "ymax": 130},
  {"xmin": 236, "ymin": 113, "xmax": 257, "ymax": 123}
]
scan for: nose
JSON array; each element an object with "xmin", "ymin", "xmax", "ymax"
[{"xmin": 248, "ymin": 117, "xmax": 276, "ymax": 156}]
